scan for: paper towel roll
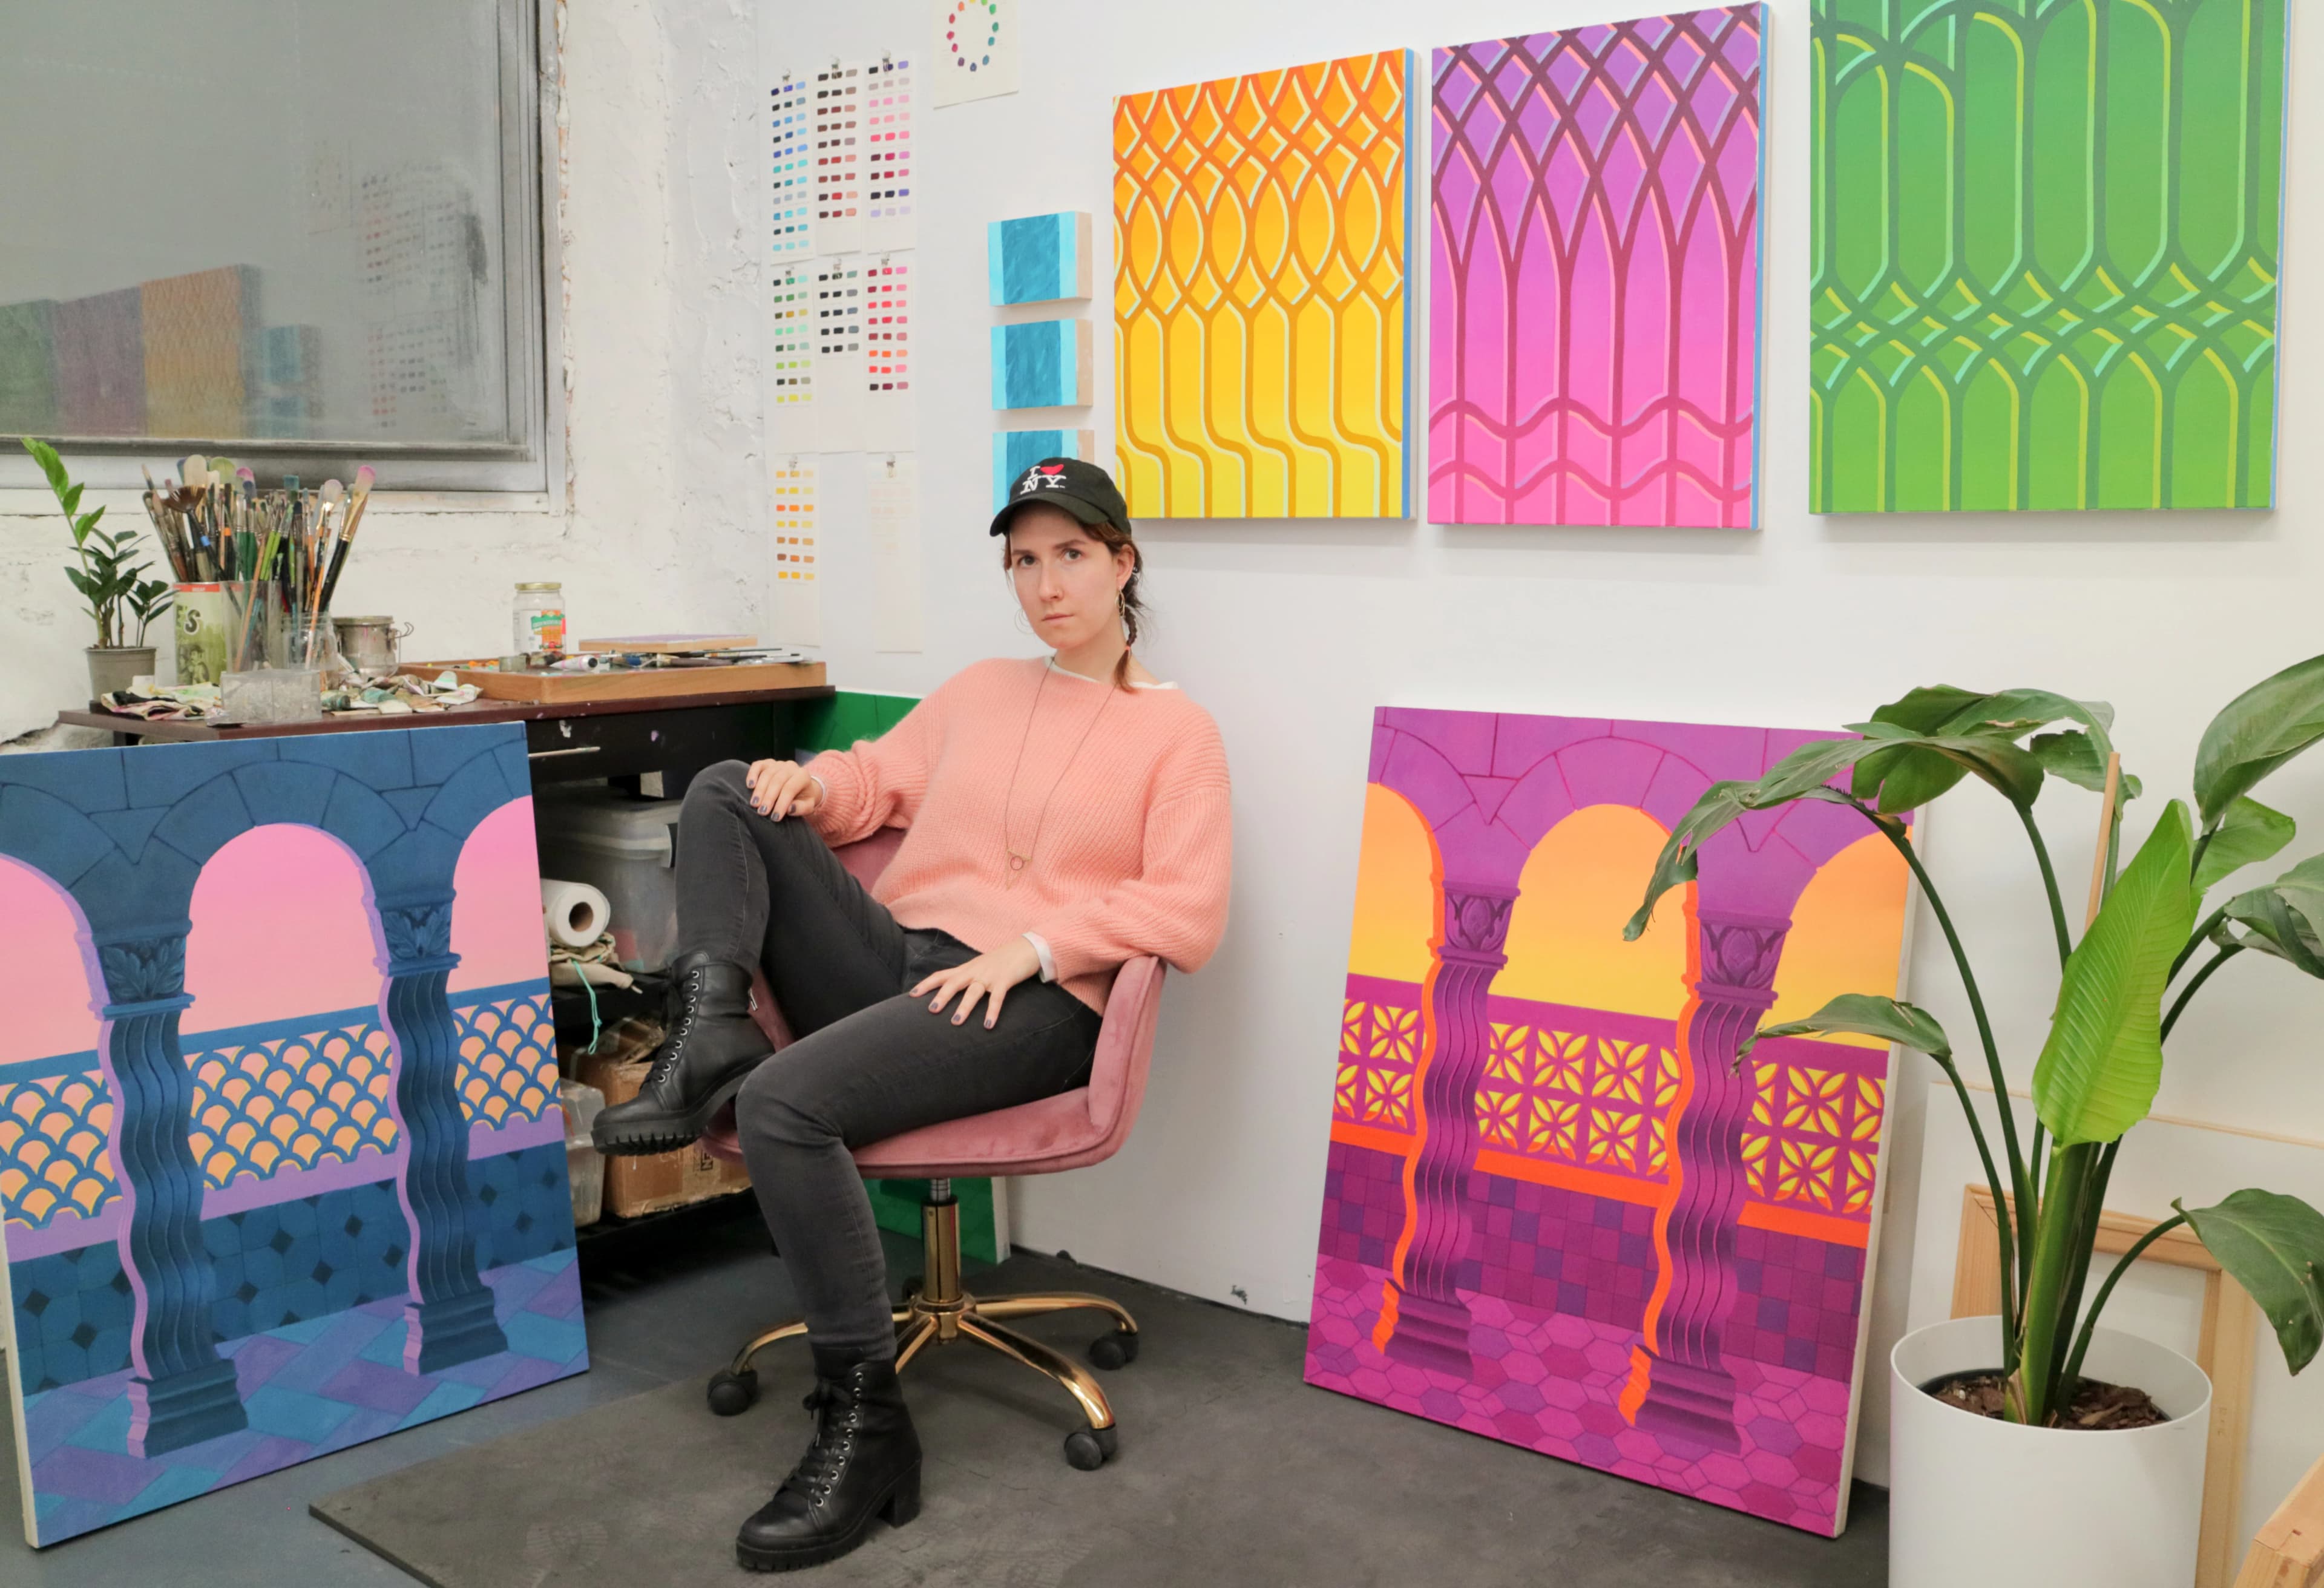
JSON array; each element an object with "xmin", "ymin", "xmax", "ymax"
[{"xmin": 541, "ymin": 878, "xmax": 612, "ymax": 949}]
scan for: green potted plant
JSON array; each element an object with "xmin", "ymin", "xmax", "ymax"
[
  {"xmin": 21, "ymin": 438, "xmax": 174, "ymax": 700},
  {"xmin": 1626, "ymin": 666, "xmax": 2324, "ymax": 1587}
]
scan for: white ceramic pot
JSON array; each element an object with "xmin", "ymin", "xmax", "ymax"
[
  {"xmin": 1889, "ymin": 1316, "xmax": 2210, "ymax": 1588},
  {"xmin": 85, "ymin": 645, "xmax": 157, "ymax": 701}
]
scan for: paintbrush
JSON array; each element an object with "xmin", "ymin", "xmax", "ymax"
[
  {"xmin": 234, "ymin": 469, "xmax": 258, "ymax": 580},
  {"xmin": 306, "ymin": 479, "xmax": 344, "ymax": 634},
  {"xmin": 177, "ymin": 456, "xmax": 212, "ymax": 578},
  {"xmin": 137, "ymin": 465, "xmax": 193, "ymax": 581},
  {"xmin": 318, "ymin": 465, "xmax": 373, "ymax": 612}
]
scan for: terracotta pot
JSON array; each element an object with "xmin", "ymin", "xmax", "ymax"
[
  {"xmin": 86, "ymin": 645, "xmax": 158, "ymax": 701},
  {"xmin": 1889, "ymin": 1315, "xmax": 2210, "ymax": 1588}
]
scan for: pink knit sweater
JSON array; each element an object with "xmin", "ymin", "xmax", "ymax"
[{"xmin": 807, "ymin": 657, "xmax": 1233, "ymax": 1011}]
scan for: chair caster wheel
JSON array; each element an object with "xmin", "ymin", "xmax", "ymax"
[
  {"xmin": 1063, "ymin": 1425, "xmax": 1118, "ymax": 1471},
  {"xmin": 1088, "ymin": 1328, "xmax": 1140, "ymax": 1370},
  {"xmin": 706, "ymin": 1368, "xmax": 759, "ymax": 1417}
]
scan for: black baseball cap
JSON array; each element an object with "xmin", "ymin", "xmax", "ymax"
[{"xmin": 989, "ymin": 456, "xmax": 1134, "ymax": 537}]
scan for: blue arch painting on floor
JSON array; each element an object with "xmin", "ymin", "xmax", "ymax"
[{"xmin": 0, "ymin": 724, "xmax": 586, "ymax": 1547}]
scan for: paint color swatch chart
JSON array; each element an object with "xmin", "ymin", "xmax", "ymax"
[
  {"xmin": 767, "ymin": 262, "xmax": 816, "ymax": 453},
  {"xmin": 813, "ymin": 260, "xmax": 863, "ymax": 450},
  {"xmin": 863, "ymin": 255, "xmax": 914, "ymax": 452},
  {"xmin": 862, "ymin": 56, "xmax": 916, "ymax": 252},
  {"xmin": 769, "ymin": 459, "xmax": 820, "ymax": 646},
  {"xmin": 932, "ymin": 0, "xmax": 1019, "ymax": 107},
  {"xmin": 813, "ymin": 63, "xmax": 864, "ymax": 255},
  {"xmin": 770, "ymin": 74, "xmax": 813, "ymax": 260},
  {"xmin": 867, "ymin": 454, "xmax": 924, "ymax": 653}
]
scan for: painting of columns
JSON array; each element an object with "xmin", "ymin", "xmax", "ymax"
[
  {"xmin": 1305, "ymin": 709, "xmax": 1913, "ymax": 1536},
  {"xmin": 0, "ymin": 725, "xmax": 585, "ymax": 1546}
]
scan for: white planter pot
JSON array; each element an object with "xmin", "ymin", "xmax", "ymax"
[{"xmin": 1889, "ymin": 1316, "xmax": 2210, "ymax": 1588}]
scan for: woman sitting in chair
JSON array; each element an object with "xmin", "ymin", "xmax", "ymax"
[{"xmin": 592, "ymin": 458, "xmax": 1232, "ymax": 1572}]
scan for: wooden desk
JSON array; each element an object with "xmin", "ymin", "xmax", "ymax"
[{"xmin": 57, "ymin": 681, "xmax": 835, "ymax": 799}]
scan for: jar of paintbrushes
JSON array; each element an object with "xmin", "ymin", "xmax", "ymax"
[{"xmin": 144, "ymin": 458, "xmax": 377, "ymax": 721}]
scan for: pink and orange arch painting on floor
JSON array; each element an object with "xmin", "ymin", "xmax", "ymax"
[{"xmin": 1305, "ymin": 708, "xmax": 1912, "ymax": 1537}]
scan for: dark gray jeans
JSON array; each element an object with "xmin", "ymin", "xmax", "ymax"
[{"xmin": 675, "ymin": 760, "xmax": 1101, "ymax": 1360}]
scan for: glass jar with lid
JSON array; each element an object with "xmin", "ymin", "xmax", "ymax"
[{"xmin": 513, "ymin": 582, "xmax": 566, "ymax": 654}]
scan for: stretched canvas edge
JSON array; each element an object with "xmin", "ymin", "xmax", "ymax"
[
  {"xmin": 2264, "ymin": 0, "xmax": 2294, "ymax": 510},
  {"xmin": 1399, "ymin": 45, "xmax": 1415, "ymax": 522},
  {"xmin": 1747, "ymin": 1, "xmax": 1768, "ymax": 531},
  {"xmin": 2, "ymin": 1215, "xmax": 33, "ymax": 1546}
]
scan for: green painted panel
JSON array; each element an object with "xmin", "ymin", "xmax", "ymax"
[
  {"xmin": 1812, "ymin": 0, "xmax": 2288, "ymax": 513},
  {"xmin": 793, "ymin": 690, "xmax": 921, "ymax": 756}
]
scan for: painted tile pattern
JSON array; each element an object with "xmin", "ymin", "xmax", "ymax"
[
  {"xmin": 1, "ymin": 985, "xmax": 556, "ymax": 1234},
  {"xmin": 19, "ymin": 1250, "xmax": 584, "ymax": 1543},
  {"xmin": 1307, "ymin": 1255, "xmax": 1849, "ymax": 1532},
  {"xmin": 1337, "ymin": 977, "xmax": 1888, "ymax": 1225}
]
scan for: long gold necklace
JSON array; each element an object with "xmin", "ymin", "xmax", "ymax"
[{"xmin": 999, "ymin": 663, "xmax": 1115, "ymax": 888}]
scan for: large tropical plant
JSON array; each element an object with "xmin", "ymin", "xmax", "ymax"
[{"xmin": 1626, "ymin": 665, "xmax": 2324, "ymax": 1426}]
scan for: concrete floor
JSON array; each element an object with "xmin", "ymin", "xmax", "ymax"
[{"xmin": 4, "ymin": 1204, "xmax": 1887, "ymax": 1586}]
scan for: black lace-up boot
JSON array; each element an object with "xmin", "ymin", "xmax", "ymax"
[
  {"xmin": 736, "ymin": 1351, "xmax": 922, "ymax": 1572},
  {"xmin": 591, "ymin": 951, "xmax": 772, "ymax": 1155}
]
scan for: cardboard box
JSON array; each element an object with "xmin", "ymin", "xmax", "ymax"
[{"xmin": 569, "ymin": 1017, "xmax": 753, "ymax": 1218}]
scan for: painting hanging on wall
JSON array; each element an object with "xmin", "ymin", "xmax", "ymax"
[
  {"xmin": 1305, "ymin": 709, "xmax": 1914, "ymax": 1536},
  {"xmin": 989, "ymin": 211, "xmax": 1093, "ymax": 306},
  {"xmin": 0, "ymin": 726, "xmax": 585, "ymax": 1546},
  {"xmin": 1811, "ymin": 0, "xmax": 2290, "ymax": 512},
  {"xmin": 991, "ymin": 428, "xmax": 1098, "ymax": 510},
  {"xmin": 991, "ymin": 318, "xmax": 1094, "ymax": 409},
  {"xmin": 1432, "ymin": 8, "xmax": 1763, "ymax": 528},
  {"xmin": 1115, "ymin": 50, "xmax": 1412, "ymax": 519}
]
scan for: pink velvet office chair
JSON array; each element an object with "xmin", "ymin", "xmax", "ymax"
[{"xmin": 694, "ymin": 825, "xmax": 1164, "ymax": 1470}]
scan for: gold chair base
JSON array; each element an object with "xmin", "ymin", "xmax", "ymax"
[{"xmin": 724, "ymin": 1196, "xmax": 1137, "ymax": 1436}]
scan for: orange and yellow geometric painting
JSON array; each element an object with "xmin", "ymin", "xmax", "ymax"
[
  {"xmin": 1308, "ymin": 709, "xmax": 1914, "ymax": 1536},
  {"xmin": 1114, "ymin": 50, "xmax": 1411, "ymax": 519}
]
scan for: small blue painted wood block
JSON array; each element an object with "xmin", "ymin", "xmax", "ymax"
[
  {"xmin": 990, "ymin": 320, "xmax": 1092, "ymax": 409},
  {"xmin": 991, "ymin": 430, "xmax": 1098, "ymax": 510},
  {"xmin": 987, "ymin": 211, "xmax": 1093, "ymax": 305}
]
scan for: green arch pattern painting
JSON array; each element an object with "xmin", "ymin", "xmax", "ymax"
[{"xmin": 1811, "ymin": 0, "xmax": 2288, "ymax": 513}]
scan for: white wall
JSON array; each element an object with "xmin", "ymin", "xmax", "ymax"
[
  {"xmin": 0, "ymin": 0, "xmax": 770, "ymax": 746},
  {"xmin": 775, "ymin": 0, "xmax": 2324, "ymax": 1492}
]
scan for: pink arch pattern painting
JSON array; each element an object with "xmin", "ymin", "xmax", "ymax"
[
  {"xmin": 1307, "ymin": 709, "xmax": 1913, "ymax": 1536},
  {"xmin": 1430, "ymin": 7, "xmax": 1764, "ymax": 528}
]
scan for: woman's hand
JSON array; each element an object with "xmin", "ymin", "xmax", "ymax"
[
  {"xmin": 911, "ymin": 938, "xmax": 1042, "ymax": 1029},
  {"xmin": 745, "ymin": 759, "xmax": 822, "ymax": 819}
]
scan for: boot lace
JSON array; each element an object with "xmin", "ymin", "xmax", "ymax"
[
  {"xmin": 642, "ymin": 966, "xmax": 704, "ymax": 1088},
  {"xmin": 781, "ymin": 1380, "xmax": 861, "ymax": 1506}
]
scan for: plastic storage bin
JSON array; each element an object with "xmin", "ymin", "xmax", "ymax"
[
  {"xmin": 534, "ymin": 785, "xmax": 684, "ymax": 971},
  {"xmin": 560, "ymin": 1078, "xmax": 606, "ymax": 1228}
]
